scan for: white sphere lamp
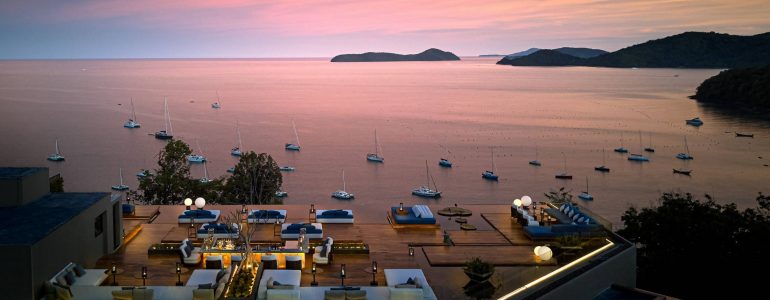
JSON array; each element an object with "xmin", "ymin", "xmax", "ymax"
[
  {"xmin": 535, "ymin": 246, "xmax": 552, "ymax": 261},
  {"xmin": 184, "ymin": 198, "xmax": 193, "ymax": 206},
  {"xmin": 522, "ymin": 195, "xmax": 532, "ymax": 207},
  {"xmin": 513, "ymin": 199, "xmax": 522, "ymax": 207},
  {"xmin": 194, "ymin": 197, "xmax": 206, "ymax": 209}
]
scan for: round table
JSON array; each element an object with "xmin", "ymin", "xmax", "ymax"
[
  {"xmin": 460, "ymin": 224, "xmax": 477, "ymax": 231},
  {"xmin": 437, "ymin": 207, "xmax": 472, "ymax": 217},
  {"xmin": 454, "ymin": 217, "xmax": 468, "ymax": 224}
]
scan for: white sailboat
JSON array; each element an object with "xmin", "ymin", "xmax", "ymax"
[
  {"xmin": 366, "ymin": 129, "xmax": 384, "ymax": 162},
  {"xmin": 413, "ymin": 160, "xmax": 441, "ymax": 198},
  {"xmin": 275, "ymin": 191, "xmax": 288, "ymax": 197},
  {"xmin": 578, "ymin": 177, "xmax": 593, "ymax": 200},
  {"xmin": 628, "ymin": 131, "xmax": 650, "ymax": 162},
  {"xmin": 332, "ymin": 169, "xmax": 354, "ymax": 199},
  {"xmin": 231, "ymin": 121, "xmax": 243, "ymax": 156},
  {"xmin": 482, "ymin": 147, "xmax": 498, "ymax": 180},
  {"xmin": 614, "ymin": 132, "xmax": 628, "ymax": 153},
  {"xmin": 200, "ymin": 161, "xmax": 211, "ymax": 183},
  {"xmin": 187, "ymin": 140, "xmax": 206, "ymax": 163},
  {"xmin": 47, "ymin": 139, "xmax": 65, "ymax": 161},
  {"xmin": 279, "ymin": 166, "xmax": 295, "ymax": 172},
  {"xmin": 285, "ymin": 120, "xmax": 301, "ymax": 151},
  {"xmin": 644, "ymin": 132, "xmax": 655, "ymax": 152},
  {"xmin": 111, "ymin": 168, "xmax": 129, "ymax": 191},
  {"xmin": 154, "ymin": 97, "xmax": 173, "ymax": 140},
  {"xmin": 594, "ymin": 148, "xmax": 610, "ymax": 172},
  {"xmin": 529, "ymin": 143, "xmax": 541, "ymax": 166},
  {"xmin": 676, "ymin": 136, "xmax": 694, "ymax": 160},
  {"xmin": 211, "ymin": 91, "xmax": 221, "ymax": 109},
  {"xmin": 123, "ymin": 97, "xmax": 141, "ymax": 128},
  {"xmin": 555, "ymin": 152, "xmax": 573, "ymax": 179}
]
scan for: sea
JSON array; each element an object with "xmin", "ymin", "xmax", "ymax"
[{"xmin": 1, "ymin": 57, "xmax": 768, "ymax": 226}]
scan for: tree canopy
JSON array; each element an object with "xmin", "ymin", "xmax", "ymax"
[
  {"xmin": 222, "ymin": 151, "xmax": 283, "ymax": 205},
  {"xmin": 137, "ymin": 140, "xmax": 194, "ymax": 204},
  {"xmin": 617, "ymin": 192, "xmax": 770, "ymax": 298}
]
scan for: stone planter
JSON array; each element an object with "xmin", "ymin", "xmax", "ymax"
[{"xmin": 463, "ymin": 269, "xmax": 493, "ymax": 282}]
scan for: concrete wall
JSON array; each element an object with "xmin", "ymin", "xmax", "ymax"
[
  {"xmin": 0, "ymin": 245, "xmax": 32, "ymax": 299},
  {"xmin": 0, "ymin": 168, "xmax": 49, "ymax": 207},
  {"xmin": 29, "ymin": 194, "xmax": 122, "ymax": 300}
]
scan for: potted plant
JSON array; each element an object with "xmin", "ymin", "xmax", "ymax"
[{"xmin": 463, "ymin": 257, "xmax": 495, "ymax": 282}]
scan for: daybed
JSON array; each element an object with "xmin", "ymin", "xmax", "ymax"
[
  {"xmin": 390, "ymin": 205, "xmax": 436, "ymax": 225},
  {"xmin": 257, "ymin": 270, "xmax": 301, "ymax": 300},
  {"xmin": 178, "ymin": 209, "xmax": 221, "ymax": 223},
  {"xmin": 186, "ymin": 268, "xmax": 230, "ymax": 300},
  {"xmin": 179, "ymin": 238, "xmax": 202, "ymax": 266},
  {"xmin": 248, "ymin": 209, "xmax": 287, "ymax": 224},
  {"xmin": 384, "ymin": 269, "xmax": 438, "ymax": 300},
  {"xmin": 315, "ymin": 209, "xmax": 354, "ymax": 223},
  {"xmin": 280, "ymin": 223, "xmax": 323, "ymax": 239},
  {"xmin": 299, "ymin": 286, "xmax": 390, "ymax": 300},
  {"xmin": 312, "ymin": 237, "xmax": 334, "ymax": 265},
  {"xmin": 524, "ymin": 203, "xmax": 605, "ymax": 239},
  {"xmin": 196, "ymin": 223, "xmax": 239, "ymax": 239},
  {"xmin": 49, "ymin": 262, "xmax": 108, "ymax": 287}
]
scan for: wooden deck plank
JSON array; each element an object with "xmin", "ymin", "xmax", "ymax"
[
  {"xmin": 482, "ymin": 213, "xmax": 534, "ymax": 246},
  {"xmin": 446, "ymin": 230, "xmax": 511, "ymax": 245},
  {"xmin": 422, "ymin": 246, "xmax": 556, "ymax": 266}
]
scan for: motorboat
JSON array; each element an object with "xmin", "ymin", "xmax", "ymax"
[
  {"xmin": 686, "ymin": 117, "xmax": 703, "ymax": 126},
  {"xmin": 275, "ymin": 191, "xmax": 288, "ymax": 198},
  {"xmin": 279, "ymin": 166, "xmax": 295, "ymax": 172},
  {"xmin": 438, "ymin": 158, "xmax": 453, "ymax": 168}
]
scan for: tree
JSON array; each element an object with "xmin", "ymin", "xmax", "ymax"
[
  {"xmin": 544, "ymin": 187, "xmax": 573, "ymax": 207},
  {"xmin": 222, "ymin": 151, "xmax": 282, "ymax": 204},
  {"xmin": 49, "ymin": 174, "xmax": 64, "ymax": 193},
  {"xmin": 137, "ymin": 140, "xmax": 193, "ymax": 204},
  {"xmin": 617, "ymin": 192, "xmax": 770, "ymax": 299}
]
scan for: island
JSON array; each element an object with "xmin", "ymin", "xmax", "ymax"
[
  {"xmin": 691, "ymin": 66, "xmax": 770, "ymax": 113},
  {"xmin": 331, "ymin": 48, "xmax": 460, "ymax": 62},
  {"xmin": 497, "ymin": 32, "xmax": 770, "ymax": 68}
]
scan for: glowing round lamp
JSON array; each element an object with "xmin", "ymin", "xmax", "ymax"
[
  {"xmin": 535, "ymin": 246, "xmax": 552, "ymax": 260},
  {"xmin": 513, "ymin": 199, "xmax": 522, "ymax": 207},
  {"xmin": 533, "ymin": 246, "xmax": 541, "ymax": 255},
  {"xmin": 184, "ymin": 198, "xmax": 193, "ymax": 206},
  {"xmin": 194, "ymin": 197, "xmax": 206, "ymax": 209},
  {"xmin": 522, "ymin": 196, "xmax": 532, "ymax": 207}
]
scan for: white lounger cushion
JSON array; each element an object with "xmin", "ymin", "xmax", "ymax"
[
  {"xmin": 257, "ymin": 270, "xmax": 301, "ymax": 300},
  {"xmin": 385, "ymin": 269, "xmax": 437, "ymax": 300},
  {"xmin": 186, "ymin": 269, "xmax": 220, "ymax": 287},
  {"xmin": 178, "ymin": 210, "xmax": 221, "ymax": 223}
]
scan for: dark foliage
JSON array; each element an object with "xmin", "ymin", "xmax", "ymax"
[
  {"xmin": 222, "ymin": 151, "xmax": 283, "ymax": 204},
  {"xmin": 49, "ymin": 175, "xmax": 63, "ymax": 193},
  {"xmin": 692, "ymin": 66, "xmax": 770, "ymax": 113},
  {"xmin": 497, "ymin": 49, "xmax": 583, "ymax": 66},
  {"xmin": 617, "ymin": 192, "xmax": 770, "ymax": 298}
]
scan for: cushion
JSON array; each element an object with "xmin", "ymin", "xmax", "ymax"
[
  {"xmin": 198, "ymin": 283, "xmax": 213, "ymax": 289},
  {"xmin": 73, "ymin": 264, "xmax": 87, "ymax": 277},
  {"xmin": 180, "ymin": 245, "xmax": 190, "ymax": 258},
  {"xmin": 568, "ymin": 210, "xmax": 575, "ymax": 218},
  {"xmin": 266, "ymin": 276, "xmax": 274, "ymax": 288},
  {"xmin": 572, "ymin": 214, "xmax": 580, "ymax": 221},
  {"xmin": 64, "ymin": 271, "xmax": 76, "ymax": 285},
  {"xmin": 395, "ymin": 284, "xmax": 417, "ymax": 288},
  {"xmin": 413, "ymin": 276, "xmax": 423, "ymax": 288},
  {"xmin": 55, "ymin": 274, "xmax": 68, "ymax": 286},
  {"xmin": 193, "ymin": 289, "xmax": 215, "ymax": 300},
  {"xmin": 272, "ymin": 284, "xmax": 296, "ymax": 290},
  {"xmin": 577, "ymin": 217, "xmax": 586, "ymax": 223},
  {"xmin": 406, "ymin": 277, "xmax": 415, "ymax": 285},
  {"xmin": 411, "ymin": 206, "xmax": 422, "ymax": 218},
  {"xmin": 111, "ymin": 290, "xmax": 133, "ymax": 300},
  {"xmin": 216, "ymin": 268, "xmax": 227, "ymax": 282},
  {"xmin": 559, "ymin": 204, "xmax": 566, "ymax": 211},
  {"xmin": 346, "ymin": 290, "xmax": 367, "ymax": 300},
  {"xmin": 324, "ymin": 290, "xmax": 346, "ymax": 300},
  {"xmin": 320, "ymin": 245, "xmax": 328, "ymax": 257},
  {"xmin": 132, "ymin": 288, "xmax": 154, "ymax": 300}
]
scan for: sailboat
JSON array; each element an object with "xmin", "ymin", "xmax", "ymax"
[
  {"xmin": 231, "ymin": 122, "xmax": 243, "ymax": 156},
  {"xmin": 123, "ymin": 98, "xmax": 141, "ymax": 128},
  {"xmin": 438, "ymin": 158, "xmax": 452, "ymax": 168},
  {"xmin": 614, "ymin": 132, "xmax": 628, "ymax": 153},
  {"xmin": 482, "ymin": 147, "xmax": 499, "ymax": 180},
  {"xmin": 644, "ymin": 132, "xmax": 655, "ymax": 152},
  {"xmin": 578, "ymin": 177, "xmax": 593, "ymax": 200},
  {"xmin": 154, "ymin": 97, "xmax": 174, "ymax": 140},
  {"xmin": 628, "ymin": 131, "xmax": 650, "ymax": 162},
  {"xmin": 211, "ymin": 91, "xmax": 221, "ymax": 109},
  {"xmin": 200, "ymin": 161, "xmax": 211, "ymax": 183},
  {"xmin": 413, "ymin": 160, "xmax": 441, "ymax": 198},
  {"xmin": 673, "ymin": 168, "xmax": 692, "ymax": 175},
  {"xmin": 285, "ymin": 120, "xmax": 301, "ymax": 151},
  {"xmin": 594, "ymin": 149, "xmax": 610, "ymax": 172},
  {"xmin": 279, "ymin": 166, "xmax": 295, "ymax": 172},
  {"xmin": 331, "ymin": 169, "xmax": 354, "ymax": 199},
  {"xmin": 111, "ymin": 168, "xmax": 129, "ymax": 191},
  {"xmin": 676, "ymin": 136, "xmax": 694, "ymax": 160},
  {"xmin": 275, "ymin": 191, "xmax": 288, "ymax": 198},
  {"xmin": 136, "ymin": 169, "xmax": 151, "ymax": 178},
  {"xmin": 555, "ymin": 152, "xmax": 573, "ymax": 179},
  {"xmin": 187, "ymin": 140, "xmax": 206, "ymax": 163},
  {"xmin": 366, "ymin": 129, "xmax": 384, "ymax": 162},
  {"xmin": 47, "ymin": 139, "xmax": 65, "ymax": 161},
  {"xmin": 529, "ymin": 144, "xmax": 541, "ymax": 166}
]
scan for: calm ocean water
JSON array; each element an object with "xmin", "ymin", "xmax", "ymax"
[{"xmin": 1, "ymin": 58, "xmax": 768, "ymax": 225}]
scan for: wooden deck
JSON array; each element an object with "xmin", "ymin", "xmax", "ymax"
[
  {"xmin": 422, "ymin": 246, "xmax": 557, "ymax": 266},
  {"xmin": 482, "ymin": 213, "xmax": 534, "ymax": 246}
]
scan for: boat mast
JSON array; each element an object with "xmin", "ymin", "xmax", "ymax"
[
  {"xmin": 119, "ymin": 168, "xmax": 124, "ymax": 185},
  {"xmin": 491, "ymin": 147, "xmax": 496, "ymax": 173},
  {"xmin": 374, "ymin": 129, "xmax": 379, "ymax": 156},
  {"xmin": 236, "ymin": 121, "xmax": 243, "ymax": 149},
  {"xmin": 562, "ymin": 152, "xmax": 567, "ymax": 171},
  {"xmin": 292, "ymin": 120, "xmax": 300, "ymax": 147},
  {"xmin": 130, "ymin": 97, "xmax": 137, "ymax": 121},
  {"xmin": 165, "ymin": 97, "xmax": 173, "ymax": 134},
  {"xmin": 684, "ymin": 136, "xmax": 689, "ymax": 154},
  {"xmin": 602, "ymin": 148, "xmax": 606, "ymax": 165},
  {"xmin": 342, "ymin": 169, "xmax": 346, "ymax": 191},
  {"xmin": 425, "ymin": 160, "xmax": 430, "ymax": 186},
  {"xmin": 216, "ymin": 90, "xmax": 222, "ymax": 105},
  {"xmin": 585, "ymin": 177, "xmax": 589, "ymax": 193},
  {"xmin": 638, "ymin": 131, "xmax": 643, "ymax": 152},
  {"xmin": 203, "ymin": 161, "xmax": 209, "ymax": 179},
  {"xmin": 55, "ymin": 139, "xmax": 60, "ymax": 155}
]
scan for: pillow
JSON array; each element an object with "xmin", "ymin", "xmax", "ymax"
[
  {"xmin": 559, "ymin": 204, "xmax": 566, "ymax": 211},
  {"xmin": 584, "ymin": 218, "xmax": 591, "ymax": 224},
  {"xmin": 412, "ymin": 206, "xmax": 422, "ymax": 218},
  {"xmin": 572, "ymin": 214, "xmax": 580, "ymax": 221},
  {"xmin": 324, "ymin": 290, "xmax": 346, "ymax": 300},
  {"xmin": 395, "ymin": 284, "xmax": 417, "ymax": 288},
  {"xmin": 180, "ymin": 245, "xmax": 190, "ymax": 258},
  {"xmin": 346, "ymin": 290, "xmax": 367, "ymax": 300},
  {"xmin": 216, "ymin": 268, "xmax": 227, "ymax": 282},
  {"xmin": 192, "ymin": 289, "xmax": 215, "ymax": 300},
  {"xmin": 272, "ymin": 280, "xmax": 283, "ymax": 286},
  {"xmin": 111, "ymin": 290, "xmax": 133, "ymax": 300},
  {"xmin": 577, "ymin": 217, "xmax": 586, "ymax": 223},
  {"xmin": 55, "ymin": 274, "xmax": 68, "ymax": 286},
  {"xmin": 568, "ymin": 210, "xmax": 575, "ymax": 218},
  {"xmin": 320, "ymin": 245, "xmax": 328, "ymax": 257},
  {"xmin": 266, "ymin": 276, "xmax": 274, "ymax": 289},
  {"xmin": 198, "ymin": 283, "xmax": 213, "ymax": 289},
  {"xmin": 413, "ymin": 276, "xmax": 423, "ymax": 288},
  {"xmin": 64, "ymin": 271, "xmax": 76, "ymax": 286},
  {"xmin": 73, "ymin": 264, "xmax": 87, "ymax": 277},
  {"xmin": 272, "ymin": 284, "xmax": 295, "ymax": 290},
  {"xmin": 185, "ymin": 244, "xmax": 194, "ymax": 255},
  {"xmin": 406, "ymin": 277, "xmax": 415, "ymax": 285}
]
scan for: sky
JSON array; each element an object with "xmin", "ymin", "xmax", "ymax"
[{"xmin": 1, "ymin": 0, "xmax": 769, "ymax": 59}]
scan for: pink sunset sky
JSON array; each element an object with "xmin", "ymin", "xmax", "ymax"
[{"xmin": 1, "ymin": 0, "xmax": 769, "ymax": 58}]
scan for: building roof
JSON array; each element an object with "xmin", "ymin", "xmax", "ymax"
[
  {"xmin": 0, "ymin": 192, "xmax": 108, "ymax": 246},
  {"xmin": 0, "ymin": 167, "xmax": 47, "ymax": 179}
]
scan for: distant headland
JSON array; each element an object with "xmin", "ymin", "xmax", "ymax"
[
  {"xmin": 692, "ymin": 66, "xmax": 770, "ymax": 114},
  {"xmin": 331, "ymin": 48, "xmax": 460, "ymax": 62},
  {"xmin": 497, "ymin": 32, "xmax": 770, "ymax": 68}
]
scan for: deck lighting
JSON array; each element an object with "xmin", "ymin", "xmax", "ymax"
[
  {"xmin": 340, "ymin": 264, "xmax": 346, "ymax": 286},
  {"xmin": 141, "ymin": 266, "xmax": 148, "ymax": 286},
  {"xmin": 111, "ymin": 265, "xmax": 117, "ymax": 286},
  {"xmin": 513, "ymin": 198, "xmax": 522, "ymax": 207},
  {"xmin": 522, "ymin": 195, "xmax": 532, "ymax": 207},
  {"xmin": 175, "ymin": 263, "xmax": 182, "ymax": 286},
  {"xmin": 399, "ymin": 202, "xmax": 404, "ymax": 212},
  {"xmin": 310, "ymin": 204, "xmax": 316, "ymax": 213},
  {"xmin": 535, "ymin": 246, "xmax": 553, "ymax": 261},
  {"xmin": 408, "ymin": 247, "xmax": 414, "ymax": 256},
  {"xmin": 194, "ymin": 197, "xmax": 206, "ymax": 209},
  {"xmin": 184, "ymin": 198, "xmax": 192, "ymax": 210},
  {"xmin": 241, "ymin": 204, "xmax": 247, "ymax": 214},
  {"xmin": 311, "ymin": 263, "xmax": 318, "ymax": 286},
  {"xmin": 370, "ymin": 261, "xmax": 378, "ymax": 286}
]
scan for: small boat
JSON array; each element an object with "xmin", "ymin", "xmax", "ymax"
[
  {"xmin": 231, "ymin": 121, "xmax": 243, "ymax": 156},
  {"xmin": 595, "ymin": 149, "xmax": 610, "ymax": 172},
  {"xmin": 47, "ymin": 139, "xmax": 65, "ymax": 161},
  {"xmin": 578, "ymin": 177, "xmax": 593, "ymax": 200},
  {"xmin": 275, "ymin": 191, "xmax": 288, "ymax": 198},
  {"xmin": 482, "ymin": 148, "xmax": 498, "ymax": 181},
  {"xmin": 686, "ymin": 117, "xmax": 703, "ymax": 126},
  {"xmin": 555, "ymin": 153, "xmax": 573, "ymax": 180},
  {"xmin": 676, "ymin": 136, "xmax": 694, "ymax": 160},
  {"xmin": 226, "ymin": 167, "xmax": 235, "ymax": 173},
  {"xmin": 438, "ymin": 158, "xmax": 453, "ymax": 168},
  {"xmin": 412, "ymin": 161, "xmax": 441, "ymax": 198},
  {"xmin": 154, "ymin": 97, "xmax": 174, "ymax": 140},
  {"xmin": 111, "ymin": 168, "xmax": 129, "ymax": 191},
  {"xmin": 628, "ymin": 132, "xmax": 650, "ymax": 161},
  {"xmin": 529, "ymin": 144, "xmax": 541, "ymax": 166},
  {"xmin": 366, "ymin": 129, "xmax": 384, "ymax": 162},
  {"xmin": 279, "ymin": 166, "xmax": 295, "ymax": 172},
  {"xmin": 673, "ymin": 168, "xmax": 692, "ymax": 175},
  {"xmin": 136, "ymin": 169, "xmax": 151, "ymax": 178},
  {"xmin": 735, "ymin": 132, "xmax": 754, "ymax": 138},
  {"xmin": 200, "ymin": 161, "xmax": 211, "ymax": 183},
  {"xmin": 123, "ymin": 97, "xmax": 141, "ymax": 128},
  {"xmin": 211, "ymin": 91, "xmax": 221, "ymax": 109},
  {"xmin": 284, "ymin": 120, "xmax": 301, "ymax": 151},
  {"xmin": 614, "ymin": 132, "xmax": 628, "ymax": 153},
  {"xmin": 331, "ymin": 169, "xmax": 354, "ymax": 199},
  {"xmin": 187, "ymin": 140, "xmax": 207, "ymax": 163},
  {"xmin": 644, "ymin": 132, "xmax": 655, "ymax": 152}
]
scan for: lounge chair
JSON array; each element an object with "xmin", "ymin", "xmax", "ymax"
[
  {"xmin": 390, "ymin": 205, "xmax": 436, "ymax": 225},
  {"xmin": 247, "ymin": 209, "xmax": 287, "ymax": 224},
  {"xmin": 312, "ymin": 237, "xmax": 334, "ymax": 264},
  {"xmin": 257, "ymin": 270, "xmax": 301, "ymax": 300},
  {"xmin": 280, "ymin": 223, "xmax": 323, "ymax": 239},
  {"xmin": 178, "ymin": 209, "xmax": 221, "ymax": 223},
  {"xmin": 384, "ymin": 269, "xmax": 437, "ymax": 300},
  {"xmin": 196, "ymin": 223, "xmax": 239, "ymax": 239}
]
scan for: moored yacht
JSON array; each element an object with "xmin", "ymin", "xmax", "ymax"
[
  {"xmin": 154, "ymin": 97, "xmax": 173, "ymax": 140},
  {"xmin": 123, "ymin": 98, "xmax": 141, "ymax": 128},
  {"xmin": 275, "ymin": 191, "xmax": 288, "ymax": 197},
  {"xmin": 676, "ymin": 136, "xmax": 694, "ymax": 160},
  {"xmin": 47, "ymin": 139, "xmax": 65, "ymax": 162},
  {"xmin": 187, "ymin": 140, "xmax": 207, "ymax": 163},
  {"xmin": 686, "ymin": 117, "xmax": 703, "ymax": 126},
  {"xmin": 366, "ymin": 129, "xmax": 384, "ymax": 162},
  {"xmin": 279, "ymin": 166, "xmax": 295, "ymax": 172},
  {"xmin": 285, "ymin": 120, "xmax": 301, "ymax": 151},
  {"xmin": 231, "ymin": 121, "xmax": 243, "ymax": 156},
  {"xmin": 438, "ymin": 158, "xmax": 452, "ymax": 168},
  {"xmin": 412, "ymin": 161, "xmax": 441, "ymax": 198},
  {"xmin": 331, "ymin": 170, "xmax": 354, "ymax": 200},
  {"xmin": 111, "ymin": 168, "xmax": 129, "ymax": 191}
]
